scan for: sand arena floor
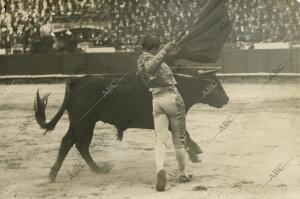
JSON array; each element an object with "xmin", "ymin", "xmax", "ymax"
[{"xmin": 0, "ymin": 81, "xmax": 299, "ymax": 199}]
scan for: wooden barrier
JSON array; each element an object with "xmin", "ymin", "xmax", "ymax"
[{"xmin": 0, "ymin": 49, "xmax": 299, "ymax": 75}]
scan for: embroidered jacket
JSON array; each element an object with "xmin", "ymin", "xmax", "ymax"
[{"xmin": 136, "ymin": 48, "xmax": 177, "ymax": 89}]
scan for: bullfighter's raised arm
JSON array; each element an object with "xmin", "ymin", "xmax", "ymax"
[
  {"xmin": 143, "ymin": 47, "xmax": 167, "ymax": 73},
  {"xmin": 141, "ymin": 42, "xmax": 177, "ymax": 73}
]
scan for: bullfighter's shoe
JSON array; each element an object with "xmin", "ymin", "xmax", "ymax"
[{"xmin": 156, "ymin": 169, "xmax": 166, "ymax": 191}]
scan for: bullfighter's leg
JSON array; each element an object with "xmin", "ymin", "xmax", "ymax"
[
  {"xmin": 74, "ymin": 121, "xmax": 113, "ymax": 174},
  {"xmin": 160, "ymin": 92, "xmax": 191, "ymax": 182},
  {"xmin": 153, "ymin": 112, "xmax": 170, "ymax": 172},
  {"xmin": 49, "ymin": 125, "xmax": 75, "ymax": 182},
  {"xmin": 153, "ymin": 111, "xmax": 170, "ymax": 192}
]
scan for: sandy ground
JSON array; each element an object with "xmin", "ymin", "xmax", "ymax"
[{"xmin": 0, "ymin": 81, "xmax": 299, "ymax": 199}]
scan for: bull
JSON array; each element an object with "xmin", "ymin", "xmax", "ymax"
[{"xmin": 34, "ymin": 68, "xmax": 229, "ymax": 182}]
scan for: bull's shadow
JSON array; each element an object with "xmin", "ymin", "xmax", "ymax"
[{"xmin": 34, "ymin": 68, "xmax": 229, "ymax": 182}]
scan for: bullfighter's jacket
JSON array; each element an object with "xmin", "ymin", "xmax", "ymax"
[{"xmin": 137, "ymin": 47, "xmax": 177, "ymax": 91}]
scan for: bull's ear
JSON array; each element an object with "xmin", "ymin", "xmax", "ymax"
[{"xmin": 197, "ymin": 67, "xmax": 222, "ymax": 76}]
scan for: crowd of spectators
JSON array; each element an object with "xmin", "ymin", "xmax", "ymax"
[
  {"xmin": 227, "ymin": 0, "xmax": 300, "ymax": 48},
  {"xmin": 0, "ymin": 0, "xmax": 112, "ymax": 51},
  {"xmin": 0, "ymin": 0, "xmax": 299, "ymax": 52}
]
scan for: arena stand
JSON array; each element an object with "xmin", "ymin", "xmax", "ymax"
[{"xmin": 0, "ymin": 0, "xmax": 299, "ymax": 53}]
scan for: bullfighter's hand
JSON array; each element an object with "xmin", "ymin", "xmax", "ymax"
[
  {"xmin": 165, "ymin": 42, "xmax": 180, "ymax": 56},
  {"xmin": 164, "ymin": 41, "xmax": 177, "ymax": 52}
]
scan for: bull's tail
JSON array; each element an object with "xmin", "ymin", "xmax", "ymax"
[{"xmin": 34, "ymin": 81, "xmax": 71, "ymax": 133}]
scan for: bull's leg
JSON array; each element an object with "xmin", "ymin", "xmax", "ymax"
[
  {"xmin": 116, "ymin": 126, "xmax": 124, "ymax": 141},
  {"xmin": 49, "ymin": 125, "xmax": 75, "ymax": 182},
  {"xmin": 168, "ymin": 126, "xmax": 202, "ymax": 162},
  {"xmin": 75, "ymin": 121, "xmax": 113, "ymax": 174},
  {"xmin": 186, "ymin": 131, "xmax": 202, "ymax": 154},
  {"xmin": 186, "ymin": 131, "xmax": 202, "ymax": 163}
]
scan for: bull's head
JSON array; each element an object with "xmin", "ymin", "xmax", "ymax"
[
  {"xmin": 173, "ymin": 67, "xmax": 229, "ymax": 108},
  {"xmin": 197, "ymin": 67, "xmax": 229, "ymax": 108}
]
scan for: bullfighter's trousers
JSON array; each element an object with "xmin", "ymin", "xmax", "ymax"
[{"xmin": 151, "ymin": 86, "xmax": 188, "ymax": 176}]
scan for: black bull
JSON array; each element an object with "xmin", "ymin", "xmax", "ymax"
[{"xmin": 34, "ymin": 68, "xmax": 229, "ymax": 182}]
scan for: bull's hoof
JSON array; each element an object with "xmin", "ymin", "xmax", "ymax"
[{"xmin": 92, "ymin": 162, "xmax": 114, "ymax": 174}]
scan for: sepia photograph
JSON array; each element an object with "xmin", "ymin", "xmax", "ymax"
[{"xmin": 0, "ymin": 0, "xmax": 299, "ymax": 198}]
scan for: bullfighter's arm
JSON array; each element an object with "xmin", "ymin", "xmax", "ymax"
[
  {"xmin": 143, "ymin": 48, "xmax": 168, "ymax": 73},
  {"xmin": 144, "ymin": 42, "xmax": 176, "ymax": 73}
]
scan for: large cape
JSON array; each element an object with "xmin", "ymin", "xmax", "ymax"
[{"xmin": 175, "ymin": 0, "xmax": 232, "ymax": 63}]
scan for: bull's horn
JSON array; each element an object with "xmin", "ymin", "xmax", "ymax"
[
  {"xmin": 198, "ymin": 67, "xmax": 222, "ymax": 75},
  {"xmin": 174, "ymin": 67, "xmax": 222, "ymax": 70},
  {"xmin": 173, "ymin": 73, "xmax": 197, "ymax": 79}
]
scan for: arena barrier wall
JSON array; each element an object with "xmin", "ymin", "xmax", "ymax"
[{"xmin": 0, "ymin": 49, "xmax": 299, "ymax": 75}]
